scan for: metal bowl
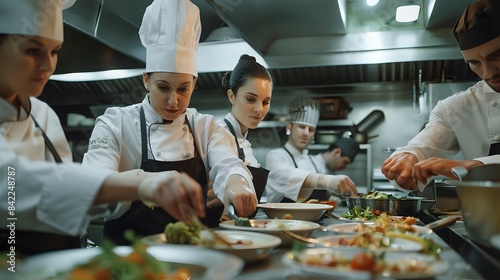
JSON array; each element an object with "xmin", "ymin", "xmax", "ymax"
[
  {"xmin": 346, "ymin": 197, "xmax": 425, "ymax": 217},
  {"xmin": 447, "ymin": 180, "xmax": 500, "ymax": 248}
]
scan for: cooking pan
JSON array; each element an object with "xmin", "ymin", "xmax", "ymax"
[
  {"xmin": 445, "ymin": 164, "xmax": 500, "ymax": 248},
  {"xmin": 346, "ymin": 196, "xmax": 426, "ymax": 217}
]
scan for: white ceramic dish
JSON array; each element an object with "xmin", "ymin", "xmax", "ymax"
[
  {"xmin": 339, "ymin": 215, "xmax": 419, "ymax": 223},
  {"xmin": 141, "ymin": 230, "xmax": 281, "ymax": 263},
  {"xmin": 282, "ymin": 248, "xmax": 450, "ymax": 280},
  {"xmin": 316, "ymin": 234, "xmax": 423, "ymax": 252},
  {"xmin": 326, "ymin": 223, "xmax": 433, "ymax": 235},
  {"xmin": 257, "ymin": 202, "xmax": 333, "ymax": 221},
  {"xmin": 12, "ymin": 245, "xmax": 243, "ymax": 280},
  {"xmin": 219, "ymin": 219, "xmax": 319, "ymax": 246}
]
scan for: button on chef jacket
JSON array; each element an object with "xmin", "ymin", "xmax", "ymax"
[
  {"xmin": 0, "ymin": 97, "xmax": 112, "ymax": 236},
  {"xmin": 393, "ymin": 80, "xmax": 500, "ymax": 163},
  {"xmin": 82, "ymin": 96, "xmax": 255, "ymax": 220}
]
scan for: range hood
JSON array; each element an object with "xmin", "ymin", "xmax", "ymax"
[{"xmin": 41, "ymin": 0, "xmax": 479, "ymax": 106}]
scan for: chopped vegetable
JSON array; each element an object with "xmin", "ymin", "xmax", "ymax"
[
  {"xmin": 341, "ymin": 206, "xmax": 379, "ymax": 221},
  {"xmin": 164, "ymin": 220, "xmax": 201, "ymax": 245},
  {"xmin": 358, "ymin": 191, "xmax": 403, "ymax": 199},
  {"xmin": 235, "ymin": 217, "xmax": 252, "ymax": 227}
]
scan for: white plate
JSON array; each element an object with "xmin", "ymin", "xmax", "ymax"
[
  {"xmin": 13, "ymin": 245, "xmax": 243, "ymax": 280},
  {"xmin": 316, "ymin": 234, "xmax": 423, "ymax": 252},
  {"xmin": 257, "ymin": 203, "xmax": 333, "ymax": 221},
  {"xmin": 339, "ymin": 215, "xmax": 418, "ymax": 223},
  {"xmin": 219, "ymin": 219, "xmax": 319, "ymax": 246},
  {"xmin": 282, "ymin": 248, "xmax": 450, "ymax": 280},
  {"xmin": 141, "ymin": 230, "xmax": 281, "ymax": 263},
  {"xmin": 326, "ymin": 223, "xmax": 433, "ymax": 235}
]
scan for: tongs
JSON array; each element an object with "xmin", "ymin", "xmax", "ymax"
[{"xmin": 190, "ymin": 215, "xmax": 243, "ymax": 246}]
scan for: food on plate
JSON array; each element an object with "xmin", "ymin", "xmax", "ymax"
[
  {"xmin": 341, "ymin": 206, "xmax": 415, "ymax": 222},
  {"xmin": 282, "ymin": 213, "xmax": 293, "ymax": 219},
  {"xmin": 252, "ymin": 219, "xmax": 312, "ymax": 230},
  {"xmin": 299, "ymin": 250, "xmax": 438, "ymax": 275},
  {"xmin": 384, "ymin": 231, "xmax": 442, "ymax": 255},
  {"xmin": 164, "ymin": 220, "xmax": 252, "ymax": 247},
  {"xmin": 164, "ymin": 220, "xmax": 201, "ymax": 245},
  {"xmin": 304, "ymin": 199, "xmax": 337, "ymax": 209},
  {"xmin": 66, "ymin": 243, "xmax": 190, "ymax": 280},
  {"xmin": 336, "ymin": 232, "xmax": 392, "ymax": 251},
  {"xmin": 235, "ymin": 217, "xmax": 252, "ymax": 227},
  {"xmin": 358, "ymin": 191, "xmax": 405, "ymax": 199}
]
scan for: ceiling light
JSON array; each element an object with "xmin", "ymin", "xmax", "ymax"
[
  {"xmin": 366, "ymin": 0, "xmax": 379, "ymax": 7},
  {"xmin": 395, "ymin": 5, "xmax": 421, "ymax": 22},
  {"xmin": 50, "ymin": 69, "xmax": 144, "ymax": 82}
]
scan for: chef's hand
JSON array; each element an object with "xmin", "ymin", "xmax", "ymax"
[
  {"xmin": 310, "ymin": 174, "xmax": 358, "ymax": 196},
  {"xmin": 382, "ymin": 153, "xmax": 419, "ymax": 191},
  {"xmin": 138, "ymin": 171, "xmax": 204, "ymax": 223},
  {"xmin": 412, "ymin": 157, "xmax": 483, "ymax": 184},
  {"xmin": 223, "ymin": 175, "xmax": 257, "ymax": 217}
]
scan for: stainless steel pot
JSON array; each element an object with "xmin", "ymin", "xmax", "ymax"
[
  {"xmin": 346, "ymin": 197, "xmax": 425, "ymax": 217},
  {"xmin": 446, "ymin": 164, "xmax": 500, "ymax": 248}
]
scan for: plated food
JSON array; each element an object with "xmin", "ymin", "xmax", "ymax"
[
  {"xmin": 316, "ymin": 234, "xmax": 423, "ymax": 252},
  {"xmin": 282, "ymin": 248, "xmax": 450, "ymax": 279},
  {"xmin": 142, "ymin": 230, "xmax": 281, "ymax": 263},
  {"xmin": 13, "ymin": 244, "xmax": 244, "ymax": 280},
  {"xmin": 341, "ymin": 206, "xmax": 417, "ymax": 222},
  {"xmin": 219, "ymin": 219, "xmax": 319, "ymax": 246},
  {"xmin": 257, "ymin": 202, "xmax": 333, "ymax": 221}
]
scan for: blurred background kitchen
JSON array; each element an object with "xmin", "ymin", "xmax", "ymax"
[{"xmin": 40, "ymin": 0, "xmax": 479, "ymax": 193}]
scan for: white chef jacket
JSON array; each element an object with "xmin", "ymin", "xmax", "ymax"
[
  {"xmin": 217, "ymin": 113, "xmax": 260, "ymax": 167},
  {"xmin": 265, "ymin": 142, "xmax": 318, "ymax": 202},
  {"xmin": 0, "ymin": 97, "xmax": 111, "ymax": 236},
  {"xmin": 82, "ymin": 96, "xmax": 255, "ymax": 219},
  {"xmin": 393, "ymin": 80, "xmax": 500, "ymax": 164},
  {"xmin": 310, "ymin": 153, "xmax": 330, "ymax": 174}
]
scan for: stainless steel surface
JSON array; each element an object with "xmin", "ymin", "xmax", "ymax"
[
  {"xmin": 445, "ymin": 164, "xmax": 500, "ymax": 248},
  {"xmin": 346, "ymin": 196, "xmax": 424, "ymax": 216}
]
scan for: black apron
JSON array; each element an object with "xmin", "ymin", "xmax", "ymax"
[
  {"xmin": 280, "ymin": 147, "xmax": 319, "ymax": 203},
  {"xmin": 223, "ymin": 119, "xmax": 269, "ymax": 205},
  {"xmin": 103, "ymin": 107, "xmax": 222, "ymax": 245},
  {"xmin": 489, "ymin": 143, "xmax": 500, "ymax": 155},
  {"xmin": 0, "ymin": 116, "xmax": 82, "ymax": 256}
]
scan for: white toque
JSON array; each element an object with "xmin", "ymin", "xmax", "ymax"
[
  {"xmin": 139, "ymin": 0, "xmax": 201, "ymax": 77},
  {"xmin": 289, "ymin": 97, "xmax": 320, "ymax": 128},
  {"xmin": 0, "ymin": 0, "xmax": 76, "ymax": 41}
]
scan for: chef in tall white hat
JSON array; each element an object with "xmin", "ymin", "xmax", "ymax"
[
  {"xmin": 82, "ymin": 0, "xmax": 257, "ymax": 245},
  {"xmin": 265, "ymin": 97, "xmax": 358, "ymax": 203},
  {"xmin": 1, "ymin": 0, "xmax": 207, "ymax": 256}
]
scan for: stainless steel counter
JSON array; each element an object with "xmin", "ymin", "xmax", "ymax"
[{"xmin": 233, "ymin": 207, "xmax": 485, "ymax": 280}]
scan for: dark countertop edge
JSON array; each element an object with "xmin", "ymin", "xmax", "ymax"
[{"xmin": 419, "ymin": 210, "xmax": 500, "ymax": 280}]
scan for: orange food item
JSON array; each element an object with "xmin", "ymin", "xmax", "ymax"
[
  {"xmin": 121, "ymin": 251, "xmax": 146, "ymax": 264},
  {"xmin": 350, "ymin": 252, "xmax": 375, "ymax": 271}
]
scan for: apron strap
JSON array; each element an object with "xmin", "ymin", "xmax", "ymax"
[
  {"xmin": 223, "ymin": 118, "xmax": 245, "ymax": 161},
  {"xmin": 283, "ymin": 147, "xmax": 319, "ymax": 173},
  {"xmin": 31, "ymin": 115, "xmax": 62, "ymax": 163},
  {"xmin": 139, "ymin": 106, "xmax": 149, "ymax": 162}
]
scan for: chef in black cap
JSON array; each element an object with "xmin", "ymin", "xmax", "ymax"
[
  {"xmin": 382, "ymin": 0, "xmax": 500, "ymax": 191},
  {"xmin": 313, "ymin": 137, "xmax": 360, "ymax": 173}
]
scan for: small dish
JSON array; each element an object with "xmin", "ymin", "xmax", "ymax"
[{"xmin": 257, "ymin": 202, "xmax": 333, "ymax": 221}]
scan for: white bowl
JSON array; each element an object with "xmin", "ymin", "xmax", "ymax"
[
  {"xmin": 257, "ymin": 203, "xmax": 333, "ymax": 221},
  {"xmin": 219, "ymin": 219, "xmax": 320, "ymax": 246},
  {"xmin": 141, "ymin": 230, "xmax": 281, "ymax": 263}
]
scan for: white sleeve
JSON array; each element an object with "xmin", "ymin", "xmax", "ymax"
[
  {"xmin": 264, "ymin": 149, "xmax": 311, "ymax": 202},
  {"xmin": 0, "ymin": 149, "xmax": 111, "ymax": 236}
]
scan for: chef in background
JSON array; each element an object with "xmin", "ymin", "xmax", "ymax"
[
  {"xmin": 312, "ymin": 137, "xmax": 360, "ymax": 173},
  {"xmin": 0, "ymin": 0, "xmax": 203, "ymax": 256},
  {"xmin": 208, "ymin": 54, "xmax": 273, "ymax": 212},
  {"xmin": 82, "ymin": 0, "xmax": 257, "ymax": 245},
  {"xmin": 265, "ymin": 97, "xmax": 358, "ymax": 203},
  {"xmin": 382, "ymin": 0, "xmax": 500, "ymax": 191}
]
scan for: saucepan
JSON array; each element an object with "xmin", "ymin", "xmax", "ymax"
[{"xmin": 446, "ymin": 164, "xmax": 500, "ymax": 248}]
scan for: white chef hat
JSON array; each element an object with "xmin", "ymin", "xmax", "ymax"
[
  {"xmin": 289, "ymin": 96, "xmax": 321, "ymax": 128},
  {"xmin": 139, "ymin": 0, "xmax": 201, "ymax": 77},
  {"xmin": 0, "ymin": 0, "xmax": 76, "ymax": 41}
]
